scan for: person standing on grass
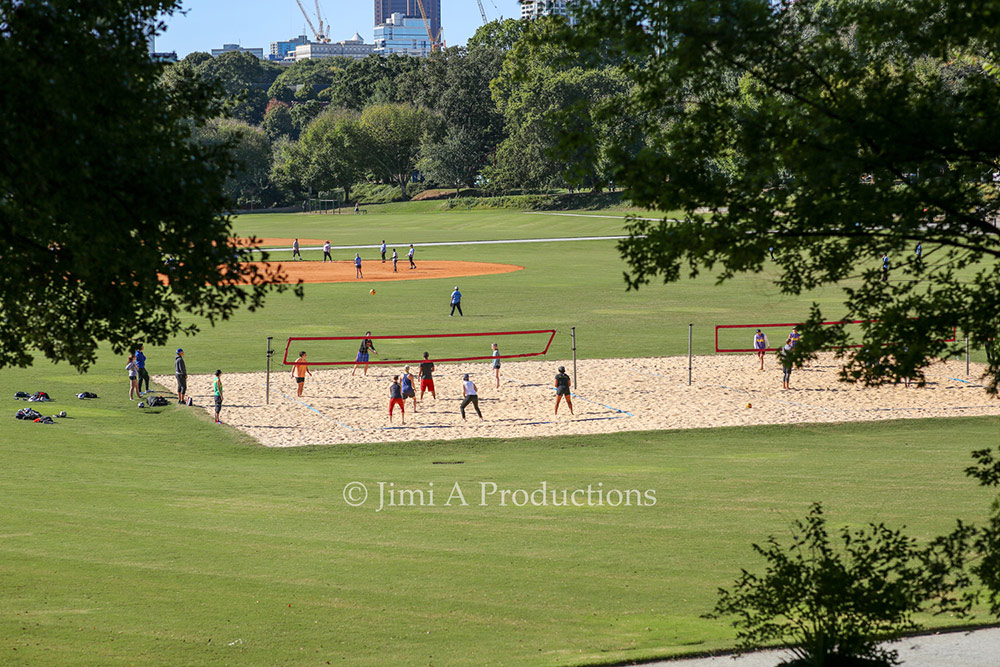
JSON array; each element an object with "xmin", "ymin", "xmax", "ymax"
[
  {"xmin": 408, "ymin": 244, "xmax": 415, "ymax": 269},
  {"xmin": 460, "ymin": 374, "xmax": 483, "ymax": 421},
  {"xmin": 352, "ymin": 331, "xmax": 377, "ymax": 376},
  {"xmin": 780, "ymin": 343, "xmax": 793, "ymax": 390},
  {"xmin": 291, "ymin": 350, "xmax": 312, "ymax": 397},
  {"xmin": 753, "ymin": 329, "xmax": 769, "ymax": 371},
  {"xmin": 135, "ymin": 343, "xmax": 150, "ymax": 395},
  {"xmin": 322, "ymin": 241, "xmax": 332, "ymax": 263},
  {"xmin": 401, "ymin": 366, "xmax": 417, "ymax": 412},
  {"xmin": 419, "ymin": 351, "xmax": 436, "ymax": 399},
  {"xmin": 213, "ymin": 370, "xmax": 224, "ymax": 424},
  {"xmin": 355, "ymin": 253, "xmax": 363, "ymax": 279},
  {"xmin": 491, "ymin": 342, "xmax": 501, "ymax": 388},
  {"xmin": 380, "ymin": 240, "xmax": 387, "ymax": 262},
  {"xmin": 126, "ymin": 354, "xmax": 139, "ymax": 400},
  {"xmin": 392, "ymin": 248, "xmax": 398, "ymax": 273},
  {"xmin": 389, "ymin": 375, "xmax": 405, "ymax": 424},
  {"xmin": 881, "ymin": 252, "xmax": 889, "ymax": 281},
  {"xmin": 555, "ymin": 366, "xmax": 573, "ymax": 415},
  {"xmin": 292, "ymin": 238, "xmax": 301, "ymax": 261},
  {"xmin": 450, "ymin": 286, "xmax": 463, "ymax": 317},
  {"xmin": 175, "ymin": 348, "xmax": 187, "ymax": 405}
]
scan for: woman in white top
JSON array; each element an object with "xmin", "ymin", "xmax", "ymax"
[
  {"xmin": 126, "ymin": 354, "xmax": 139, "ymax": 400},
  {"xmin": 491, "ymin": 342, "xmax": 501, "ymax": 389},
  {"xmin": 460, "ymin": 374, "xmax": 483, "ymax": 420}
]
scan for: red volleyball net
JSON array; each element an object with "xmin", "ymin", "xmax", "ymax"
[
  {"xmin": 283, "ymin": 330, "xmax": 558, "ymax": 366},
  {"xmin": 715, "ymin": 320, "xmax": 957, "ymax": 353}
]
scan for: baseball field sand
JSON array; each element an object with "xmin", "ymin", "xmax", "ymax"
[
  {"xmin": 225, "ymin": 259, "xmax": 523, "ymax": 284},
  {"xmin": 153, "ymin": 353, "xmax": 999, "ymax": 447}
]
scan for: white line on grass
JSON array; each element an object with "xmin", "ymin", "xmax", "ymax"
[{"xmin": 259, "ymin": 235, "xmax": 640, "ymax": 253}]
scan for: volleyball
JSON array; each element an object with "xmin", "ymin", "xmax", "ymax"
[
  {"xmin": 370, "ymin": 289, "xmax": 376, "ymax": 295},
  {"xmin": 746, "ymin": 403, "xmax": 752, "ymax": 408}
]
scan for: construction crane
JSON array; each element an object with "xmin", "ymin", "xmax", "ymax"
[
  {"xmin": 476, "ymin": 0, "xmax": 488, "ymax": 24},
  {"xmin": 413, "ymin": 0, "xmax": 444, "ymax": 51},
  {"xmin": 293, "ymin": 0, "xmax": 329, "ymax": 42}
]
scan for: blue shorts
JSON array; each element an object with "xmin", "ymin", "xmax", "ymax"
[{"xmin": 356, "ymin": 352, "xmax": 369, "ymax": 363}]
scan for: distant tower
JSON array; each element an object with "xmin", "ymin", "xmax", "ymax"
[
  {"xmin": 375, "ymin": 0, "xmax": 439, "ymax": 40},
  {"xmin": 375, "ymin": 0, "xmax": 408, "ymax": 28}
]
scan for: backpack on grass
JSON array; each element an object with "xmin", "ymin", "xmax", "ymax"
[
  {"xmin": 14, "ymin": 391, "xmax": 30, "ymax": 400},
  {"xmin": 76, "ymin": 392, "xmax": 98, "ymax": 399},
  {"xmin": 34, "ymin": 416, "xmax": 56, "ymax": 424},
  {"xmin": 28, "ymin": 391, "xmax": 51, "ymax": 402},
  {"xmin": 15, "ymin": 408, "xmax": 42, "ymax": 420},
  {"xmin": 148, "ymin": 396, "xmax": 170, "ymax": 407}
]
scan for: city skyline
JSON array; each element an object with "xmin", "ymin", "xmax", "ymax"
[{"xmin": 155, "ymin": 0, "xmax": 519, "ymax": 58}]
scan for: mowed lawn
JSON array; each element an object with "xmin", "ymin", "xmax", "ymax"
[{"xmin": 1, "ymin": 207, "xmax": 997, "ymax": 665}]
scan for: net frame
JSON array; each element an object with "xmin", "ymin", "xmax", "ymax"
[
  {"xmin": 715, "ymin": 320, "xmax": 957, "ymax": 353},
  {"xmin": 283, "ymin": 330, "xmax": 557, "ymax": 366}
]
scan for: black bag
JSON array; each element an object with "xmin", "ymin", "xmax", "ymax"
[
  {"xmin": 14, "ymin": 391, "xmax": 30, "ymax": 399},
  {"xmin": 29, "ymin": 391, "xmax": 51, "ymax": 402},
  {"xmin": 76, "ymin": 392, "xmax": 98, "ymax": 399},
  {"xmin": 34, "ymin": 416, "xmax": 56, "ymax": 424},
  {"xmin": 16, "ymin": 408, "xmax": 42, "ymax": 420},
  {"xmin": 149, "ymin": 396, "xmax": 170, "ymax": 407}
]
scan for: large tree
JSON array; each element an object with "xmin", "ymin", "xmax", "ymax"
[
  {"xmin": 561, "ymin": 0, "xmax": 1000, "ymax": 393},
  {"xmin": 0, "ymin": 0, "xmax": 292, "ymax": 371},
  {"xmin": 359, "ymin": 103, "xmax": 441, "ymax": 199}
]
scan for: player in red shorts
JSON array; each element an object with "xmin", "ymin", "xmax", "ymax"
[
  {"xmin": 389, "ymin": 375, "xmax": 405, "ymax": 424},
  {"xmin": 419, "ymin": 351, "xmax": 436, "ymax": 399}
]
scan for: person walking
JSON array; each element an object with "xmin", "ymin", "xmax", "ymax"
[
  {"xmin": 291, "ymin": 350, "xmax": 312, "ymax": 397},
  {"xmin": 881, "ymin": 252, "xmax": 889, "ymax": 281},
  {"xmin": 213, "ymin": 369, "xmax": 224, "ymax": 424},
  {"xmin": 389, "ymin": 375, "xmax": 405, "ymax": 424},
  {"xmin": 450, "ymin": 286, "xmax": 463, "ymax": 317},
  {"xmin": 352, "ymin": 331, "xmax": 377, "ymax": 376},
  {"xmin": 135, "ymin": 343, "xmax": 150, "ymax": 395},
  {"xmin": 753, "ymin": 329, "xmax": 769, "ymax": 371},
  {"xmin": 401, "ymin": 366, "xmax": 417, "ymax": 412},
  {"xmin": 380, "ymin": 240, "xmax": 387, "ymax": 262},
  {"xmin": 292, "ymin": 238, "xmax": 301, "ymax": 261},
  {"xmin": 354, "ymin": 202, "xmax": 359, "ymax": 214},
  {"xmin": 780, "ymin": 343, "xmax": 793, "ymax": 390},
  {"xmin": 408, "ymin": 244, "xmax": 415, "ymax": 269},
  {"xmin": 126, "ymin": 354, "xmax": 139, "ymax": 400},
  {"xmin": 554, "ymin": 366, "xmax": 573, "ymax": 415},
  {"xmin": 419, "ymin": 351, "xmax": 436, "ymax": 399},
  {"xmin": 322, "ymin": 241, "xmax": 332, "ymax": 263},
  {"xmin": 354, "ymin": 253, "xmax": 363, "ymax": 279},
  {"xmin": 175, "ymin": 348, "xmax": 187, "ymax": 404},
  {"xmin": 392, "ymin": 249, "xmax": 398, "ymax": 273},
  {"xmin": 491, "ymin": 342, "xmax": 500, "ymax": 388},
  {"xmin": 460, "ymin": 374, "xmax": 483, "ymax": 421},
  {"xmin": 915, "ymin": 242, "xmax": 922, "ymax": 260}
]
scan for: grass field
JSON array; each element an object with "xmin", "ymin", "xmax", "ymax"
[{"xmin": 1, "ymin": 207, "xmax": 997, "ymax": 665}]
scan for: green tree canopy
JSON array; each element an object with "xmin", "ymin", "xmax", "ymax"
[
  {"xmin": 359, "ymin": 103, "xmax": 442, "ymax": 198},
  {"xmin": 0, "ymin": 0, "xmax": 293, "ymax": 370},
  {"xmin": 562, "ymin": 0, "xmax": 1000, "ymax": 393}
]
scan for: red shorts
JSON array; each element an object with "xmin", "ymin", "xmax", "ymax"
[
  {"xmin": 389, "ymin": 398, "xmax": 405, "ymax": 415},
  {"xmin": 420, "ymin": 378, "xmax": 435, "ymax": 392}
]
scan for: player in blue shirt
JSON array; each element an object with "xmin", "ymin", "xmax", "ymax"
[
  {"xmin": 787, "ymin": 327, "xmax": 800, "ymax": 348},
  {"xmin": 753, "ymin": 329, "xmax": 769, "ymax": 371}
]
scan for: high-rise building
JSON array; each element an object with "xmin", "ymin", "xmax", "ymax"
[
  {"xmin": 375, "ymin": 0, "xmax": 440, "ymax": 43},
  {"xmin": 520, "ymin": 0, "xmax": 577, "ymax": 26},
  {"xmin": 374, "ymin": 13, "xmax": 433, "ymax": 57}
]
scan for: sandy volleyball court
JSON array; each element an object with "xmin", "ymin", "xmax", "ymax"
[{"xmin": 153, "ymin": 353, "xmax": 999, "ymax": 447}]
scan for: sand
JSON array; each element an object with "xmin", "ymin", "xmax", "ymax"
[
  {"xmin": 223, "ymin": 260, "xmax": 523, "ymax": 285},
  {"xmin": 152, "ymin": 353, "xmax": 998, "ymax": 447}
]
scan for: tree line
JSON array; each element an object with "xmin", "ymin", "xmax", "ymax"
[{"xmin": 161, "ymin": 17, "xmax": 635, "ymax": 208}]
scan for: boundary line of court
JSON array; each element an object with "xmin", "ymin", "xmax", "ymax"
[{"xmin": 258, "ymin": 235, "xmax": 640, "ymax": 253}]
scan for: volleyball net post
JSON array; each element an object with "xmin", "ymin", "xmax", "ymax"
[{"xmin": 266, "ymin": 336, "xmax": 273, "ymax": 404}]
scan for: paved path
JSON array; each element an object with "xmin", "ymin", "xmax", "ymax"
[{"xmin": 646, "ymin": 627, "xmax": 1000, "ymax": 667}]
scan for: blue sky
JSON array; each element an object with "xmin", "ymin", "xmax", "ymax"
[{"xmin": 154, "ymin": 0, "xmax": 521, "ymax": 57}]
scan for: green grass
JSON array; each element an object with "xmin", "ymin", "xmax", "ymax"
[{"xmin": 1, "ymin": 208, "xmax": 997, "ymax": 665}]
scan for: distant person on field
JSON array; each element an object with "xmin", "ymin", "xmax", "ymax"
[
  {"xmin": 354, "ymin": 202, "xmax": 360, "ymax": 214},
  {"xmin": 126, "ymin": 354, "xmax": 139, "ymax": 400},
  {"xmin": 389, "ymin": 375, "xmax": 405, "ymax": 424},
  {"xmin": 419, "ymin": 351, "xmax": 436, "ymax": 399},
  {"xmin": 408, "ymin": 244, "xmax": 415, "ymax": 269},
  {"xmin": 555, "ymin": 366, "xmax": 573, "ymax": 415},
  {"xmin": 322, "ymin": 241, "xmax": 332, "ymax": 263},
  {"xmin": 491, "ymin": 342, "xmax": 500, "ymax": 388},
  {"xmin": 291, "ymin": 350, "xmax": 312, "ymax": 397},
  {"xmin": 460, "ymin": 374, "xmax": 482, "ymax": 421},
  {"xmin": 450, "ymin": 286, "xmax": 463, "ymax": 317},
  {"xmin": 780, "ymin": 344, "xmax": 793, "ymax": 390},
  {"xmin": 392, "ymin": 249, "xmax": 398, "ymax": 273},
  {"xmin": 292, "ymin": 238, "xmax": 301, "ymax": 261},
  {"xmin": 881, "ymin": 252, "xmax": 889, "ymax": 281},
  {"xmin": 135, "ymin": 343, "xmax": 150, "ymax": 395},
  {"xmin": 213, "ymin": 370, "xmax": 224, "ymax": 424},
  {"xmin": 915, "ymin": 242, "xmax": 922, "ymax": 260},
  {"xmin": 401, "ymin": 366, "xmax": 417, "ymax": 412},
  {"xmin": 380, "ymin": 240, "xmax": 387, "ymax": 262},
  {"xmin": 355, "ymin": 253, "xmax": 363, "ymax": 279},
  {"xmin": 352, "ymin": 331, "xmax": 377, "ymax": 376},
  {"xmin": 175, "ymin": 348, "xmax": 187, "ymax": 404},
  {"xmin": 753, "ymin": 329, "xmax": 769, "ymax": 371}
]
